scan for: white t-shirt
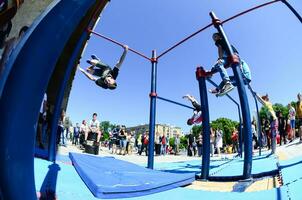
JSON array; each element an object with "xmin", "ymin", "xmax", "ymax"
[
  {"xmin": 89, "ymin": 119, "xmax": 100, "ymax": 132},
  {"xmin": 40, "ymin": 93, "xmax": 47, "ymax": 114},
  {"xmin": 289, "ymin": 107, "xmax": 296, "ymax": 120},
  {"xmin": 80, "ymin": 124, "xmax": 89, "ymax": 133}
]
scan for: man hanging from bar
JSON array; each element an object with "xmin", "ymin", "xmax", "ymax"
[
  {"xmin": 208, "ymin": 33, "xmax": 251, "ymax": 96},
  {"xmin": 183, "ymin": 94, "xmax": 202, "ymax": 125},
  {"xmin": 79, "ymin": 45, "xmax": 128, "ymax": 90}
]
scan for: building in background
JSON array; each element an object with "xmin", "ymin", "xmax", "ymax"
[{"xmin": 127, "ymin": 124, "xmax": 182, "ymax": 139}]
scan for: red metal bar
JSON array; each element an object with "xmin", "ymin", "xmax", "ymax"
[
  {"xmin": 88, "ymin": 30, "xmax": 152, "ymax": 61},
  {"xmin": 157, "ymin": 23, "xmax": 213, "ymax": 59},
  {"xmin": 221, "ymin": 0, "xmax": 281, "ymax": 24},
  {"xmin": 157, "ymin": 0, "xmax": 281, "ymax": 60}
]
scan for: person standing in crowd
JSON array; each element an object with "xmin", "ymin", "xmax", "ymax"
[
  {"xmin": 174, "ymin": 134, "xmax": 180, "ymax": 155},
  {"xmin": 155, "ymin": 132, "xmax": 161, "ymax": 155},
  {"xmin": 73, "ymin": 123, "xmax": 80, "ymax": 145},
  {"xmin": 57, "ymin": 110, "xmax": 66, "ymax": 147},
  {"xmin": 187, "ymin": 131, "xmax": 194, "ymax": 156},
  {"xmin": 161, "ymin": 133, "xmax": 167, "ymax": 155},
  {"xmin": 296, "ymin": 93, "xmax": 302, "ymax": 142},
  {"xmin": 215, "ymin": 128, "xmax": 223, "ymax": 156},
  {"xmin": 210, "ymin": 128, "xmax": 215, "ymax": 157},
  {"xmin": 136, "ymin": 134, "xmax": 142, "ymax": 155},
  {"xmin": 128, "ymin": 133, "xmax": 135, "ymax": 155},
  {"xmin": 251, "ymin": 120, "xmax": 258, "ymax": 149},
  {"xmin": 197, "ymin": 134, "xmax": 203, "ymax": 157},
  {"xmin": 140, "ymin": 131, "xmax": 149, "ymax": 156},
  {"xmin": 231, "ymin": 128, "xmax": 239, "ymax": 153},
  {"xmin": 278, "ymin": 112, "xmax": 287, "ymax": 145},
  {"xmin": 288, "ymin": 103, "xmax": 296, "ymax": 139},
  {"xmin": 119, "ymin": 128, "xmax": 127, "ymax": 155}
]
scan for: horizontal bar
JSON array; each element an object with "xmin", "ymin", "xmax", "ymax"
[
  {"xmin": 221, "ymin": 0, "xmax": 281, "ymax": 24},
  {"xmin": 88, "ymin": 30, "xmax": 152, "ymax": 61},
  {"xmin": 206, "ymin": 78, "xmax": 239, "ymax": 106},
  {"xmin": 157, "ymin": 96, "xmax": 195, "ymax": 110},
  {"xmin": 157, "ymin": 0, "xmax": 281, "ymax": 60},
  {"xmin": 157, "ymin": 23, "xmax": 213, "ymax": 60}
]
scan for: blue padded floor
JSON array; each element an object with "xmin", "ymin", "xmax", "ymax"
[
  {"xmin": 69, "ymin": 153, "xmax": 195, "ymax": 199},
  {"xmin": 210, "ymin": 154, "xmax": 278, "ymax": 178},
  {"xmin": 279, "ymin": 156, "xmax": 302, "ymax": 185},
  {"xmin": 34, "ymin": 156, "xmax": 301, "ymax": 200}
]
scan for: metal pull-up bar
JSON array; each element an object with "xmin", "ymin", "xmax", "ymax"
[
  {"xmin": 157, "ymin": 0, "xmax": 282, "ymax": 60},
  {"xmin": 88, "ymin": 29, "xmax": 152, "ymax": 61},
  {"xmin": 156, "ymin": 96, "xmax": 195, "ymax": 110}
]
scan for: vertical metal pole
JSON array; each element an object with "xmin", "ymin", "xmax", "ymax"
[
  {"xmin": 196, "ymin": 67, "xmax": 210, "ymax": 180},
  {"xmin": 147, "ymin": 50, "xmax": 157, "ymax": 169},
  {"xmin": 210, "ymin": 12, "xmax": 253, "ymax": 179},
  {"xmin": 281, "ymin": 0, "xmax": 302, "ymax": 23},
  {"xmin": 48, "ymin": 32, "xmax": 89, "ymax": 161},
  {"xmin": 237, "ymin": 105, "xmax": 243, "ymax": 157}
]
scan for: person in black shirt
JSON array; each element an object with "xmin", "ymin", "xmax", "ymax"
[
  {"xmin": 79, "ymin": 45, "xmax": 128, "ymax": 90},
  {"xmin": 277, "ymin": 112, "xmax": 287, "ymax": 145},
  {"xmin": 208, "ymin": 33, "xmax": 251, "ymax": 97}
]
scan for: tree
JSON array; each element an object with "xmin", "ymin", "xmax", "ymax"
[
  {"xmin": 191, "ymin": 125, "xmax": 202, "ymax": 138},
  {"xmin": 180, "ymin": 136, "xmax": 188, "ymax": 150},
  {"xmin": 99, "ymin": 121, "xmax": 117, "ymax": 141},
  {"xmin": 210, "ymin": 118, "xmax": 239, "ymax": 145}
]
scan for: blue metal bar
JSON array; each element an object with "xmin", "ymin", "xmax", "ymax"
[
  {"xmin": 147, "ymin": 50, "xmax": 157, "ymax": 169},
  {"xmin": 48, "ymin": 32, "xmax": 89, "ymax": 161},
  {"xmin": 210, "ymin": 12, "xmax": 253, "ymax": 179},
  {"xmin": 206, "ymin": 78, "xmax": 243, "ymax": 157},
  {"xmin": 248, "ymin": 84, "xmax": 262, "ymax": 156},
  {"xmin": 157, "ymin": 96, "xmax": 195, "ymax": 110},
  {"xmin": 281, "ymin": 0, "xmax": 302, "ymax": 23},
  {"xmin": 0, "ymin": 1, "xmax": 108, "ymax": 199},
  {"xmin": 196, "ymin": 67, "xmax": 211, "ymax": 180}
]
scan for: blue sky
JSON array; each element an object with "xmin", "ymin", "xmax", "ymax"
[{"xmin": 67, "ymin": 0, "xmax": 302, "ymax": 132}]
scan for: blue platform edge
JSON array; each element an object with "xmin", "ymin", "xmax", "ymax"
[{"xmin": 69, "ymin": 153, "xmax": 195, "ymax": 199}]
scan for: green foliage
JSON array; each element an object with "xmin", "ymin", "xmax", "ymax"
[
  {"xmin": 180, "ymin": 136, "xmax": 187, "ymax": 150},
  {"xmin": 191, "ymin": 125, "xmax": 202, "ymax": 138},
  {"xmin": 100, "ymin": 121, "xmax": 117, "ymax": 141},
  {"xmin": 210, "ymin": 118, "xmax": 239, "ymax": 145},
  {"xmin": 169, "ymin": 137, "xmax": 175, "ymax": 147}
]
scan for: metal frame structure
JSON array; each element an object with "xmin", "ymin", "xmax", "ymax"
[{"xmin": 0, "ymin": 0, "xmax": 301, "ymax": 199}]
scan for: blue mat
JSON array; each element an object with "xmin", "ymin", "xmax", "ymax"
[
  {"xmin": 279, "ymin": 156, "xmax": 302, "ymax": 185},
  {"xmin": 34, "ymin": 157, "xmax": 295, "ymax": 200},
  {"xmin": 69, "ymin": 153, "xmax": 195, "ymax": 199}
]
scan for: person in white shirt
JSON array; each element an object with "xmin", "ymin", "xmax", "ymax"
[{"xmin": 88, "ymin": 113, "xmax": 101, "ymax": 142}]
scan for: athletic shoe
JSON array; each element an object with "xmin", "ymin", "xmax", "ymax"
[
  {"xmin": 209, "ymin": 88, "xmax": 219, "ymax": 94},
  {"xmin": 217, "ymin": 82, "xmax": 234, "ymax": 96},
  {"xmin": 91, "ymin": 54, "xmax": 99, "ymax": 60}
]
